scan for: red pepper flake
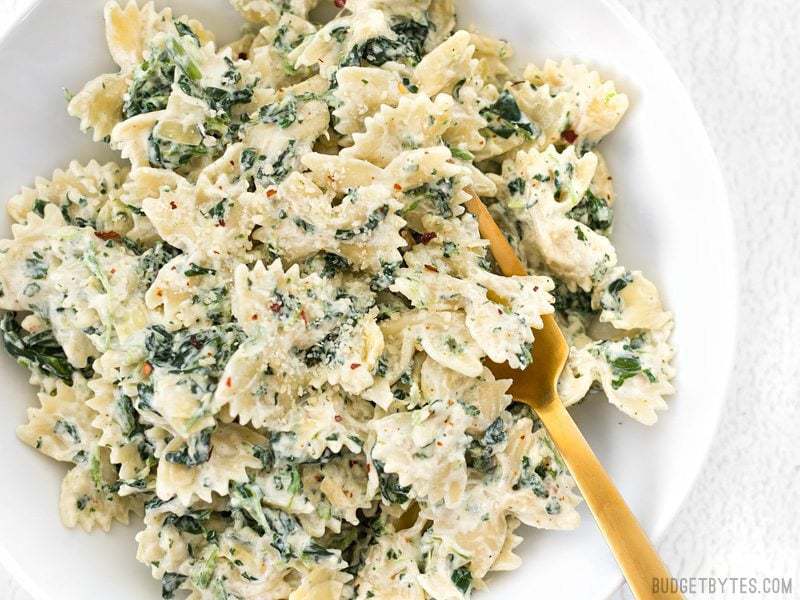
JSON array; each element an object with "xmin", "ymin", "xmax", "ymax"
[
  {"xmin": 94, "ymin": 230, "xmax": 121, "ymax": 241},
  {"xmin": 270, "ymin": 302, "xmax": 282, "ymax": 313},
  {"xmin": 350, "ymin": 363, "xmax": 360, "ymax": 369},
  {"xmin": 141, "ymin": 362, "xmax": 153, "ymax": 377},
  {"xmin": 237, "ymin": 52, "xmax": 248, "ymax": 60},
  {"xmin": 266, "ymin": 188, "xmax": 277, "ymax": 197},
  {"xmin": 169, "ymin": 201, "xmax": 177, "ymax": 209},
  {"xmin": 300, "ymin": 309, "xmax": 308, "ymax": 325},
  {"xmin": 334, "ymin": 0, "xmax": 346, "ymax": 7},
  {"xmin": 110, "ymin": 268, "xmax": 116, "ymax": 275},
  {"xmin": 436, "ymin": 441, "xmax": 443, "ymax": 447},
  {"xmin": 419, "ymin": 231, "xmax": 437, "ymax": 245},
  {"xmin": 226, "ymin": 377, "xmax": 232, "ymax": 388},
  {"xmin": 218, "ymin": 219, "xmax": 226, "ymax": 227},
  {"xmin": 424, "ymin": 264, "xmax": 438, "ymax": 273},
  {"xmin": 335, "ymin": 415, "xmax": 343, "ymax": 422},
  {"xmin": 251, "ymin": 314, "xmax": 259, "ymax": 320},
  {"xmin": 189, "ymin": 335, "xmax": 202, "ymax": 349},
  {"xmin": 393, "ymin": 183, "xmax": 402, "ymax": 191},
  {"xmin": 561, "ymin": 128, "xmax": 577, "ymax": 144}
]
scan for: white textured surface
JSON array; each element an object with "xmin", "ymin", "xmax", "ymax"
[{"xmin": 0, "ymin": 1, "xmax": 798, "ymax": 599}]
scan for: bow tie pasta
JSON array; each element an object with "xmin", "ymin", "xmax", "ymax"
[{"xmin": 0, "ymin": 0, "xmax": 675, "ymax": 598}]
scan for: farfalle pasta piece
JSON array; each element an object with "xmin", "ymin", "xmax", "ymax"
[
  {"xmin": 0, "ymin": 205, "xmax": 146, "ymax": 363},
  {"xmin": 511, "ymin": 58, "xmax": 629, "ymax": 151},
  {"xmin": 371, "ymin": 399, "xmax": 471, "ymax": 507},
  {"xmin": 156, "ymin": 423, "xmax": 265, "ymax": 504},
  {"xmin": 422, "ymin": 419, "xmax": 580, "ymax": 584},
  {"xmin": 135, "ymin": 496, "xmax": 225, "ymax": 580},
  {"xmin": 363, "ymin": 309, "xmax": 485, "ymax": 410},
  {"xmin": 67, "ymin": 73, "xmax": 130, "ymax": 143},
  {"xmin": 413, "ymin": 30, "xmax": 474, "ymax": 97},
  {"xmin": 104, "ymin": 1, "xmax": 178, "ymax": 71},
  {"xmin": 145, "ymin": 253, "xmax": 233, "ymax": 329},
  {"xmin": 416, "ymin": 528, "xmax": 473, "ymax": 600},
  {"xmin": 593, "ymin": 266, "xmax": 672, "ymax": 331},
  {"xmin": 559, "ymin": 321, "xmax": 676, "ymax": 424},
  {"xmin": 392, "ymin": 267, "xmax": 549, "ymax": 368},
  {"xmin": 354, "ymin": 521, "xmax": 427, "ymax": 599},
  {"xmin": 17, "ymin": 376, "xmax": 97, "ymax": 463},
  {"xmin": 419, "ymin": 357, "xmax": 512, "ymax": 433},
  {"xmin": 128, "ymin": 324, "xmax": 244, "ymax": 441},
  {"xmin": 215, "ymin": 261, "xmax": 383, "ymax": 426},
  {"xmin": 243, "ymin": 16, "xmax": 317, "ymax": 89},
  {"xmin": 394, "ymin": 216, "xmax": 554, "ymax": 368},
  {"xmin": 259, "ymin": 390, "xmax": 371, "ymax": 463},
  {"xmin": 67, "ymin": 2, "xmax": 192, "ymax": 140},
  {"xmin": 59, "ymin": 448, "xmax": 143, "ymax": 532},
  {"xmin": 342, "ymin": 94, "xmax": 455, "ymax": 167},
  {"xmin": 496, "ymin": 144, "xmax": 617, "ymax": 290},
  {"xmin": 312, "ymin": 454, "xmax": 376, "ymax": 526},
  {"xmin": 332, "ymin": 67, "xmax": 406, "ymax": 135},
  {"xmin": 7, "ymin": 160, "xmax": 130, "ymax": 232},
  {"xmin": 252, "ymin": 172, "xmax": 406, "ymax": 273},
  {"xmin": 142, "ymin": 176, "xmax": 265, "ymax": 260}
]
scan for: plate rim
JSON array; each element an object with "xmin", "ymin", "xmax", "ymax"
[{"xmin": 0, "ymin": 1, "xmax": 738, "ymax": 599}]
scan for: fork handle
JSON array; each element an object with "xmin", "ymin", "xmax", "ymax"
[{"xmin": 535, "ymin": 395, "xmax": 684, "ymax": 599}]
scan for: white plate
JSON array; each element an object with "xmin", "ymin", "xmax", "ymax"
[{"xmin": 0, "ymin": 1, "xmax": 736, "ymax": 599}]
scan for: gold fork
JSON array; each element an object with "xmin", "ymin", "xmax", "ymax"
[{"xmin": 465, "ymin": 194, "xmax": 683, "ymax": 600}]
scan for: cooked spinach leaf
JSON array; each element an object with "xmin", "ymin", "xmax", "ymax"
[
  {"xmin": 164, "ymin": 426, "xmax": 214, "ymax": 466},
  {"xmin": 340, "ymin": 18, "xmax": 428, "ymax": 67},
  {"xmin": 163, "ymin": 510, "xmax": 210, "ymax": 535},
  {"xmin": 184, "ymin": 263, "xmax": 217, "ymax": 277},
  {"xmin": 567, "ymin": 189, "xmax": 614, "ymax": 234},
  {"xmin": 465, "ymin": 417, "xmax": 506, "ymax": 474},
  {"xmin": 144, "ymin": 324, "xmax": 244, "ymax": 375},
  {"xmin": 451, "ymin": 565, "xmax": 473, "ymax": 595},
  {"xmin": 230, "ymin": 481, "xmax": 269, "ymax": 533},
  {"xmin": 334, "ymin": 205, "xmax": 389, "ymax": 240},
  {"xmin": 370, "ymin": 261, "xmax": 400, "ymax": 292},
  {"xmin": 319, "ymin": 252, "xmax": 351, "ymax": 278},
  {"xmin": 607, "ymin": 351, "xmax": 650, "ymax": 389},
  {"xmin": 124, "ymin": 47, "xmax": 176, "ymax": 118},
  {"xmin": 173, "ymin": 20, "xmax": 199, "ymax": 43},
  {"xmin": 406, "ymin": 178, "xmax": 455, "ymax": 218},
  {"xmin": 1, "ymin": 313, "xmax": 88, "ymax": 383},
  {"xmin": 241, "ymin": 140, "xmax": 298, "ymax": 189},
  {"xmin": 147, "ymin": 131, "xmax": 208, "ymax": 171},
  {"xmin": 161, "ymin": 572, "xmax": 187, "ymax": 599},
  {"xmin": 259, "ymin": 95, "xmax": 298, "ymax": 129},
  {"xmin": 25, "ymin": 251, "xmax": 48, "ymax": 280},
  {"xmin": 480, "ymin": 90, "xmax": 538, "ymax": 139},
  {"xmin": 552, "ymin": 279, "xmax": 595, "ymax": 316},
  {"xmin": 373, "ymin": 459, "xmax": 411, "ymax": 504},
  {"xmin": 507, "ymin": 177, "xmax": 526, "ymax": 196},
  {"xmin": 513, "ymin": 455, "xmax": 549, "ymax": 497},
  {"xmin": 302, "ymin": 331, "xmax": 341, "ymax": 367}
]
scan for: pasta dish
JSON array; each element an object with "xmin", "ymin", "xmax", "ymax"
[{"xmin": 0, "ymin": 1, "xmax": 674, "ymax": 598}]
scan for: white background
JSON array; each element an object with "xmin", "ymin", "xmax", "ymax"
[{"xmin": 0, "ymin": 0, "xmax": 798, "ymax": 599}]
